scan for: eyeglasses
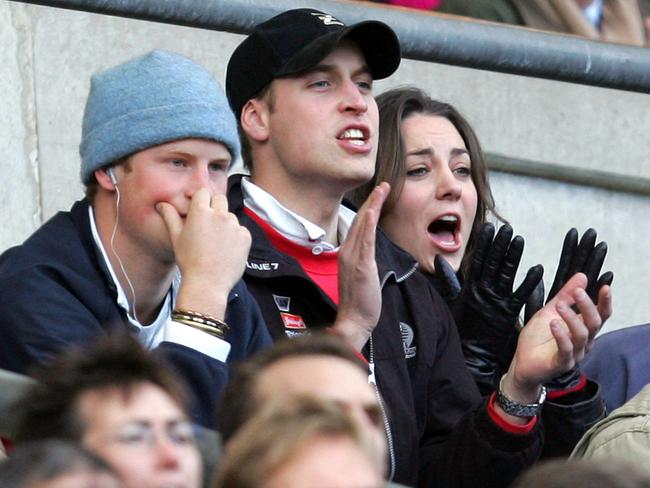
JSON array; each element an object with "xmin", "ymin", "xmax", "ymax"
[{"xmin": 111, "ymin": 420, "xmax": 197, "ymax": 450}]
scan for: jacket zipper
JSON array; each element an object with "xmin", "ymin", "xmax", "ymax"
[
  {"xmin": 369, "ymin": 262, "xmax": 418, "ymax": 481},
  {"xmin": 368, "ymin": 335, "xmax": 396, "ymax": 481}
]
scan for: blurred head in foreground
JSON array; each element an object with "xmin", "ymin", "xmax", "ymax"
[
  {"xmin": 0, "ymin": 440, "xmax": 123, "ymax": 488},
  {"xmin": 14, "ymin": 334, "xmax": 202, "ymax": 488},
  {"xmin": 213, "ymin": 395, "xmax": 384, "ymax": 488}
]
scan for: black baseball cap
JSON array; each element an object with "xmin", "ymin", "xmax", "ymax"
[{"xmin": 226, "ymin": 8, "xmax": 401, "ymax": 120}]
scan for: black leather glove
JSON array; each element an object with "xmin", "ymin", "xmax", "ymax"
[
  {"xmin": 434, "ymin": 223, "xmax": 543, "ymax": 395},
  {"xmin": 524, "ymin": 228, "xmax": 614, "ymax": 394}
]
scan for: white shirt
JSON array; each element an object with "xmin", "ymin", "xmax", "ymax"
[{"xmin": 241, "ymin": 176, "xmax": 356, "ymax": 255}]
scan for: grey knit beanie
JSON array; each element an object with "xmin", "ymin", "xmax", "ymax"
[{"xmin": 79, "ymin": 50, "xmax": 240, "ymax": 184}]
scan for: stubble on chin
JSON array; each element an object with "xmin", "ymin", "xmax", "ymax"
[{"xmin": 148, "ymin": 236, "xmax": 176, "ymax": 266}]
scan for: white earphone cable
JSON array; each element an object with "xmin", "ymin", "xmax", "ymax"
[{"xmin": 109, "ymin": 183, "xmax": 140, "ymax": 323}]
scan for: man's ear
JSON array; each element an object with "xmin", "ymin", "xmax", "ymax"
[
  {"xmin": 240, "ymin": 98, "xmax": 270, "ymax": 143},
  {"xmin": 94, "ymin": 168, "xmax": 117, "ymax": 191}
]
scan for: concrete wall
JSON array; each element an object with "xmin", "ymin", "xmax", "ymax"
[{"xmin": 2, "ymin": 1, "xmax": 648, "ymax": 332}]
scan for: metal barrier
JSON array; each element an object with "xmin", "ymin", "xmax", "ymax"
[{"xmin": 11, "ymin": 0, "xmax": 650, "ymax": 93}]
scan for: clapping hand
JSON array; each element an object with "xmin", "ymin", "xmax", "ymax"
[
  {"xmin": 523, "ymin": 228, "xmax": 613, "ymax": 393},
  {"xmin": 333, "ymin": 183, "xmax": 390, "ymax": 351}
]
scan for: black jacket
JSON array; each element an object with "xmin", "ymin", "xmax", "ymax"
[
  {"xmin": 0, "ymin": 199, "xmax": 272, "ymax": 428},
  {"xmin": 229, "ymin": 175, "xmax": 543, "ymax": 487}
]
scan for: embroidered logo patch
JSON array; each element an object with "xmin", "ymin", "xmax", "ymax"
[
  {"xmin": 400, "ymin": 322, "xmax": 416, "ymax": 359},
  {"xmin": 273, "ymin": 295, "xmax": 291, "ymax": 312},
  {"xmin": 281, "ymin": 312, "xmax": 307, "ymax": 330},
  {"xmin": 310, "ymin": 12, "xmax": 344, "ymax": 26}
]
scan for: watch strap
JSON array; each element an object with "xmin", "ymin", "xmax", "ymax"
[{"xmin": 496, "ymin": 374, "xmax": 546, "ymax": 417}]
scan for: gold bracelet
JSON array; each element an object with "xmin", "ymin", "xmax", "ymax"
[
  {"xmin": 172, "ymin": 309, "xmax": 230, "ymax": 335},
  {"xmin": 173, "ymin": 317, "xmax": 226, "ymax": 339}
]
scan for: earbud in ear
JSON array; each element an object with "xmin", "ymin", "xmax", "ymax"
[{"xmin": 107, "ymin": 168, "xmax": 118, "ymax": 185}]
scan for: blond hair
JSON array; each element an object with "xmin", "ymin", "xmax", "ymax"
[{"xmin": 212, "ymin": 395, "xmax": 383, "ymax": 488}]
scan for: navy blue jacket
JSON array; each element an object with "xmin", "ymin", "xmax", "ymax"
[
  {"xmin": 228, "ymin": 175, "xmax": 542, "ymax": 488},
  {"xmin": 0, "ymin": 199, "xmax": 271, "ymax": 428}
]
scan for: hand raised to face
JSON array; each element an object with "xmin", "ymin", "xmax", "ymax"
[
  {"xmin": 157, "ymin": 189, "xmax": 252, "ymax": 319},
  {"xmin": 332, "ymin": 182, "xmax": 390, "ymax": 352}
]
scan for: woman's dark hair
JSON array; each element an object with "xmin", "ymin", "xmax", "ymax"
[{"xmin": 350, "ymin": 86, "xmax": 503, "ymax": 278}]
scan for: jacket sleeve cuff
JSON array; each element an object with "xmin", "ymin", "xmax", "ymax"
[
  {"xmin": 487, "ymin": 392, "xmax": 538, "ymax": 435},
  {"xmin": 547, "ymin": 373, "xmax": 587, "ymax": 400},
  {"xmin": 164, "ymin": 319, "xmax": 230, "ymax": 362}
]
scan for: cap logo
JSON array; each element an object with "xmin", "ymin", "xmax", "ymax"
[{"xmin": 310, "ymin": 12, "xmax": 344, "ymax": 26}]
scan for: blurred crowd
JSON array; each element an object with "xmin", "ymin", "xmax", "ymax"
[{"xmin": 369, "ymin": 0, "xmax": 650, "ymax": 46}]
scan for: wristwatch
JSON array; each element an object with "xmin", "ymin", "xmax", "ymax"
[{"xmin": 496, "ymin": 374, "xmax": 546, "ymax": 417}]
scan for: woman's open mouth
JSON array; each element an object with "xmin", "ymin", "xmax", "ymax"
[{"xmin": 427, "ymin": 214, "xmax": 462, "ymax": 252}]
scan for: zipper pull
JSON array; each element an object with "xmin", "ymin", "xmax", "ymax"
[{"xmin": 368, "ymin": 361, "xmax": 376, "ymax": 385}]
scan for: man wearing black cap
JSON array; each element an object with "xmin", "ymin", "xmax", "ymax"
[{"xmin": 225, "ymin": 8, "xmax": 603, "ymax": 487}]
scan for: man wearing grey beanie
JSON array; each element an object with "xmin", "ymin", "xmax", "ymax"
[{"xmin": 0, "ymin": 50, "xmax": 272, "ymax": 428}]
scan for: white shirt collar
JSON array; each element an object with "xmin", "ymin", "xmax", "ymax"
[
  {"xmin": 87, "ymin": 205, "xmax": 179, "ymax": 347},
  {"xmin": 241, "ymin": 176, "xmax": 356, "ymax": 252}
]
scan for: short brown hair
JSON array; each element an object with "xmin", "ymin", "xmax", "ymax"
[
  {"xmin": 13, "ymin": 332, "xmax": 188, "ymax": 444},
  {"xmin": 218, "ymin": 332, "xmax": 367, "ymax": 443},
  {"xmin": 349, "ymin": 86, "xmax": 503, "ymax": 278},
  {"xmin": 213, "ymin": 395, "xmax": 381, "ymax": 488}
]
